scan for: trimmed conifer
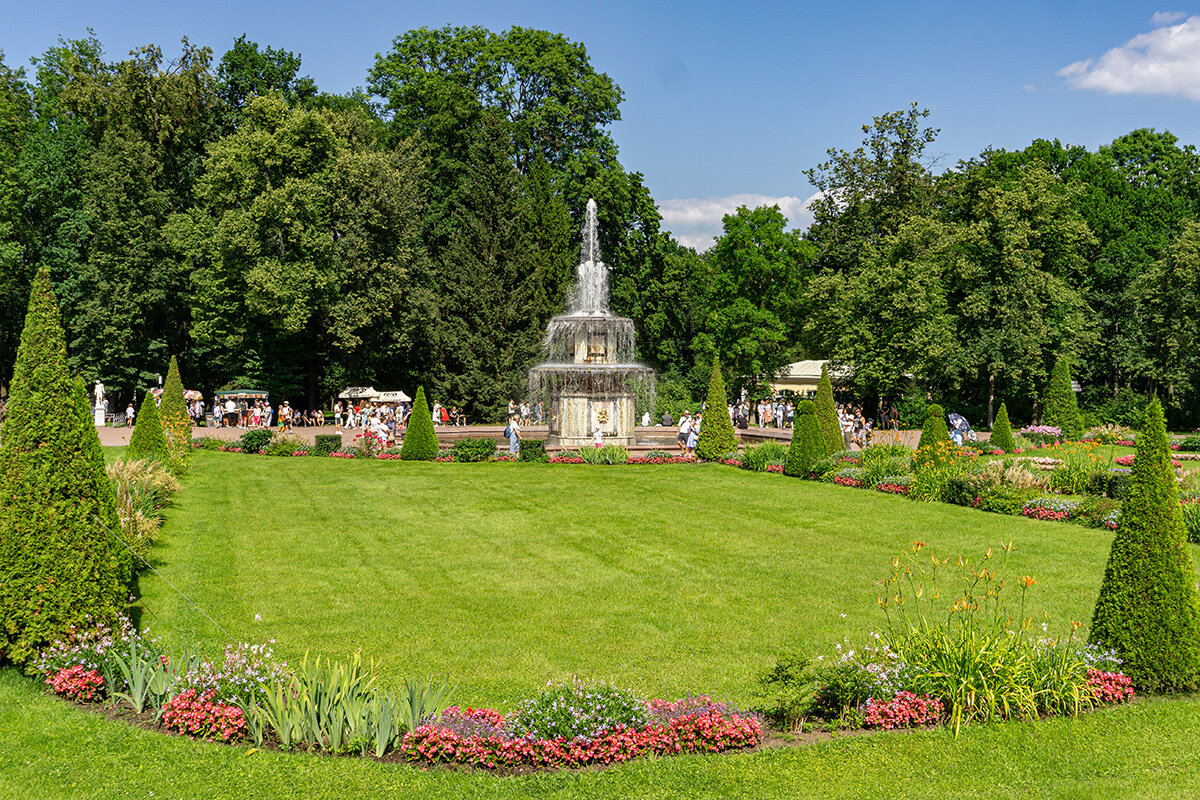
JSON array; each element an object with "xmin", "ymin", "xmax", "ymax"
[
  {"xmin": 159, "ymin": 356, "xmax": 191, "ymax": 457},
  {"xmin": 400, "ymin": 386, "xmax": 439, "ymax": 461},
  {"xmin": 1042, "ymin": 356, "xmax": 1083, "ymax": 440},
  {"xmin": 696, "ymin": 358, "xmax": 738, "ymax": 460},
  {"xmin": 0, "ymin": 268, "xmax": 125, "ymax": 665},
  {"xmin": 784, "ymin": 400, "xmax": 825, "ymax": 477},
  {"xmin": 990, "ymin": 402, "xmax": 1015, "ymax": 453},
  {"xmin": 1089, "ymin": 398, "xmax": 1200, "ymax": 692},
  {"xmin": 126, "ymin": 391, "xmax": 169, "ymax": 463},
  {"xmin": 815, "ymin": 364, "xmax": 841, "ymax": 456},
  {"xmin": 916, "ymin": 404, "xmax": 950, "ymax": 451}
]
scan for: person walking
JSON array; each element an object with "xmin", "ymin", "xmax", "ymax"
[
  {"xmin": 507, "ymin": 414, "xmax": 521, "ymax": 455},
  {"xmin": 677, "ymin": 412, "xmax": 692, "ymax": 456}
]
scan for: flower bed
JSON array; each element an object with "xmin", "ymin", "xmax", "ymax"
[
  {"xmin": 875, "ymin": 476, "xmax": 912, "ymax": 495},
  {"xmin": 1021, "ymin": 498, "xmax": 1081, "ymax": 522},
  {"xmin": 46, "ymin": 665, "xmax": 104, "ymax": 702},
  {"xmin": 161, "ymin": 689, "xmax": 247, "ymax": 742},
  {"xmin": 399, "ymin": 698, "xmax": 762, "ymax": 769},
  {"xmin": 863, "ymin": 691, "xmax": 943, "ymax": 730},
  {"xmin": 1087, "ymin": 670, "xmax": 1134, "ymax": 704}
]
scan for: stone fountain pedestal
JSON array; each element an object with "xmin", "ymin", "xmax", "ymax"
[{"xmin": 551, "ymin": 392, "xmax": 636, "ymax": 448}]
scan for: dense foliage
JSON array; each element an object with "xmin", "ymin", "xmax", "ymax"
[
  {"xmin": 158, "ymin": 357, "xmax": 191, "ymax": 460},
  {"xmin": 0, "ymin": 269, "xmax": 124, "ymax": 664},
  {"xmin": 399, "ymin": 386, "xmax": 438, "ymax": 461},
  {"xmin": 695, "ymin": 358, "xmax": 738, "ymax": 460},
  {"xmin": 784, "ymin": 400, "xmax": 825, "ymax": 477},
  {"xmin": 125, "ymin": 392, "xmax": 169, "ymax": 463},
  {"xmin": 916, "ymin": 404, "xmax": 950, "ymax": 451},
  {"xmin": 1043, "ymin": 357, "xmax": 1083, "ymax": 440},
  {"xmin": 990, "ymin": 402, "xmax": 1015, "ymax": 453},
  {"xmin": 815, "ymin": 363, "xmax": 843, "ymax": 454},
  {"xmin": 0, "ymin": 38, "xmax": 1198, "ymax": 425},
  {"xmin": 1089, "ymin": 399, "xmax": 1200, "ymax": 692}
]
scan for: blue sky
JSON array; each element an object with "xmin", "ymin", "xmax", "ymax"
[{"xmin": 4, "ymin": 1, "xmax": 1200, "ymax": 248}]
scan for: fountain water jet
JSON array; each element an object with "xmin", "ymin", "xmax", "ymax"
[{"xmin": 529, "ymin": 199, "xmax": 655, "ymax": 447}]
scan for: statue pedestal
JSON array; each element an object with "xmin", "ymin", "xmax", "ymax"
[{"xmin": 94, "ymin": 404, "xmax": 105, "ymax": 427}]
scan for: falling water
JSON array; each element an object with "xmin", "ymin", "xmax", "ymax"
[{"xmin": 569, "ymin": 198, "xmax": 608, "ymax": 314}]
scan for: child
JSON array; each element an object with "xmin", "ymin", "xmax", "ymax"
[{"xmin": 593, "ymin": 425, "xmax": 604, "ymax": 448}]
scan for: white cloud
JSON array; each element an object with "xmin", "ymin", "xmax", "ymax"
[
  {"xmin": 1152, "ymin": 10, "xmax": 1187, "ymax": 25},
  {"xmin": 657, "ymin": 192, "xmax": 821, "ymax": 252},
  {"xmin": 1059, "ymin": 16, "xmax": 1200, "ymax": 99}
]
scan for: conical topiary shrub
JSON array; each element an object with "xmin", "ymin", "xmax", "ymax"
[
  {"xmin": 696, "ymin": 358, "xmax": 738, "ymax": 460},
  {"xmin": 784, "ymin": 400, "xmax": 825, "ymax": 478},
  {"xmin": 815, "ymin": 364, "xmax": 841, "ymax": 456},
  {"xmin": 916, "ymin": 404, "xmax": 950, "ymax": 451},
  {"xmin": 1043, "ymin": 356, "xmax": 1083, "ymax": 440},
  {"xmin": 1089, "ymin": 398, "xmax": 1200, "ymax": 692},
  {"xmin": 159, "ymin": 356, "xmax": 191, "ymax": 460},
  {"xmin": 126, "ymin": 391, "xmax": 169, "ymax": 463},
  {"xmin": 400, "ymin": 386, "xmax": 439, "ymax": 461},
  {"xmin": 990, "ymin": 402, "xmax": 1015, "ymax": 453},
  {"xmin": 0, "ymin": 268, "xmax": 125, "ymax": 664}
]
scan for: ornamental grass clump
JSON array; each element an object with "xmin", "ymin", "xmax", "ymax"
[
  {"xmin": 741, "ymin": 441, "xmax": 788, "ymax": 472},
  {"xmin": 695, "ymin": 358, "xmax": 738, "ymax": 461},
  {"xmin": 0, "ymin": 268, "xmax": 126, "ymax": 665},
  {"xmin": 400, "ymin": 387, "xmax": 439, "ymax": 461},
  {"xmin": 785, "ymin": 400, "xmax": 826, "ymax": 477},
  {"xmin": 1089, "ymin": 398, "xmax": 1200, "ymax": 692},
  {"xmin": 990, "ymin": 402, "xmax": 1015, "ymax": 453}
]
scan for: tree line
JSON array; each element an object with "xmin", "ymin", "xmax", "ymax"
[{"xmin": 0, "ymin": 30, "xmax": 1197, "ymax": 426}]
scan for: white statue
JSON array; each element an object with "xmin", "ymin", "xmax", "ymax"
[{"xmin": 93, "ymin": 380, "xmax": 105, "ymax": 408}]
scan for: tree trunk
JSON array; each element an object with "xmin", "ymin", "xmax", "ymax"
[{"xmin": 987, "ymin": 372, "xmax": 995, "ymax": 429}]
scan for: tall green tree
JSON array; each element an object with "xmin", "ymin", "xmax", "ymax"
[
  {"xmin": 704, "ymin": 206, "xmax": 815, "ymax": 392},
  {"xmin": 159, "ymin": 355, "xmax": 191, "ymax": 459},
  {"xmin": 0, "ymin": 268, "xmax": 124, "ymax": 664},
  {"xmin": 1090, "ymin": 398, "xmax": 1200, "ymax": 691},
  {"xmin": 1042, "ymin": 356, "xmax": 1083, "ymax": 439},
  {"xmin": 695, "ymin": 358, "xmax": 738, "ymax": 460},
  {"xmin": 815, "ymin": 364, "xmax": 841, "ymax": 455},
  {"xmin": 216, "ymin": 34, "xmax": 315, "ymax": 121},
  {"xmin": 171, "ymin": 95, "xmax": 429, "ymax": 405},
  {"xmin": 126, "ymin": 391, "xmax": 168, "ymax": 462}
]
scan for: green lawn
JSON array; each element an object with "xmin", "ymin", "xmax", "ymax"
[{"xmin": 4, "ymin": 449, "xmax": 1200, "ymax": 799}]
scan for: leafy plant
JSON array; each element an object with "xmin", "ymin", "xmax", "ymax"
[
  {"xmin": 916, "ymin": 404, "xmax": 950, "ymax": 451},
  {"xmin": 312, "ymin": 434, "xmax": 342, "ymax": 456},
  {"xmin": 754, "ymin": 652, "xmax": 819, "ymax": 732},
  {"xmin": 507, "ymin": 679, "xmax": 650, "ymax": 741},
  {"xmin": 815, "ymin": 364, "xmax": 843, "ymax": 455},
  {"xmin": 127, "ymin": 392, "xmax": 170, "ymax": 463},
  {"xmin": 452, "ymin": 437, "xmax": 498, "ymax": 462},
  {"xmin": 742, "ymin": 441, "xmax": 788, "ymax": 472},
  {"xmin": 265, "ymin": 434, "xmax": 308, "ymax": 456},
  {"xmin": 159, "ymin": 356, "xmax": 192, "ymax": 463},
  {"xmin": 238, "ymin": 429, "xmax": 273, "ymax": 454},
  {"xmin": 578, "ymin": 444, "xmax": 629, "ymax": 464},
  {"xmin": 518, "ymin": 439, "xmax": 548, "ymax": 462},
  {"xmin": 1182, "ymin": 501, "xmax": 1200, "ymax": 545},
  {"xmin": 1042, "ymin": 356, "xmax": 1083, "ymax": 440},
  {"xmin": 695, "ymin": 358, "xmax": 739, "ymax": 460},
  {"xmin": 990, "ymin": 402, "xmax": 1015, "ymax": 453},
  {"xmin": 785, "ymin": 400, "xmax": 825, "ymax": 477},
  {"xmin": 398, "ymin": 675, "xmax": 454, "ymax": 734}
]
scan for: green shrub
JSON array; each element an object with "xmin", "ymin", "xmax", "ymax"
[
  {"xmin": 452, "ymin": 437, "xmax": 498, "ymax": 463},
  {"xmin": 126, "ymin": 392, "xmax": 169, "ymax": 463},
  {"xmin": 784, "ymin": 401, "xmax": 825, "ymax": 478},
  {"xmin": 265, "ymin": 435, "xmax": 308, "ymax": 456},
  {"xmin": 0, "ymin": 268, "xmax": 125, "ymax": 665},
  {"xmin": 815, "ymin": 364, "xmax": 842, "ymax": 456},
  {"xmin": 695, "ymin": 358, "xmax": 738, "ymax": 461},
  {"xmin": 238, "ymin": 429, "xmax": 273, "ymax": 454},
  {"xmin": 916, "ymin": 404, "xmax": 950, "ymax": 451},
  {"xmin": 159, "ymin": 356, "xmax": 191, "ymax": 461},
  {"xmin": 1090, "ymin": 398, "xmax": 1200, "ymax": 692},
  {"xmin": 518, "ymin": 439, "xmax": 548, "ymax": 462},
  {"xmin": 741, "ymin": 441, "xmax": 788, "ymax": 472},
  {"xmin": 193, "ymin": 437, "xmax": 224, "ymax": 451},
  {"xmin": 860, "ymin": 455, "xmax": 913, "ymax": 489},
  {"xmin": 1043, "ymin": 357, "xmax": 1083, "ymax": 440},
  {"xmin": 977, "ymin": 486, "xmax": 1037, "ymax": 515},
  {"xmin": 897, "ymin": 392, "xmax": 929, "ymax": 430},
  {"xmin": 810, "ymin": 450, "xmax": 856, "ymax": 479},
  {"xmin": 1177, "ymin": 435, "xmax": 1200, "ymax": 453},
  {"xmin": 578, "ymin": 444, "xmax": 629, "ymax": 464},
  {"xmin": 754, "ymin": 652, "xmax": 819, "ymax": 732},
  {"xmin": 990, "ymin": 403, "xmax": 1015, "ymax": 453},
  {"xmin": 400, "ymin": 387, "xmax": 439, "ymax": 461},
  {"xmin": 312, "ymin": 434, "xmax": 342, "ymax": 457}
]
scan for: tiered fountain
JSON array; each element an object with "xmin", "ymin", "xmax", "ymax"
[{"xmin": 529, "ymin": 199, "xmax": 655, "ymax": 448}]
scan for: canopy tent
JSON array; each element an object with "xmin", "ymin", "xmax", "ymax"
[
  {"xmin": 338, "ymin": 387, "xmax": 411, "ymax": 402},
  {"xmin": 214, "ymin": 389, "xmax": 270, "ymax": 400},
  {"xmin": 151, "ymin": 387, "xmax": 204, "ymax": 401}
]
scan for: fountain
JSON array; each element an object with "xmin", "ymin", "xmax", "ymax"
[{"xmin": 529, "ymin": 199, "xmax": 655, "ymax": 448}]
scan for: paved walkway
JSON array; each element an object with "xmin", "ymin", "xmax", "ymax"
[{"xmin": 96, "ymin": 423, "xmax": 976, "ymax": 451}]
